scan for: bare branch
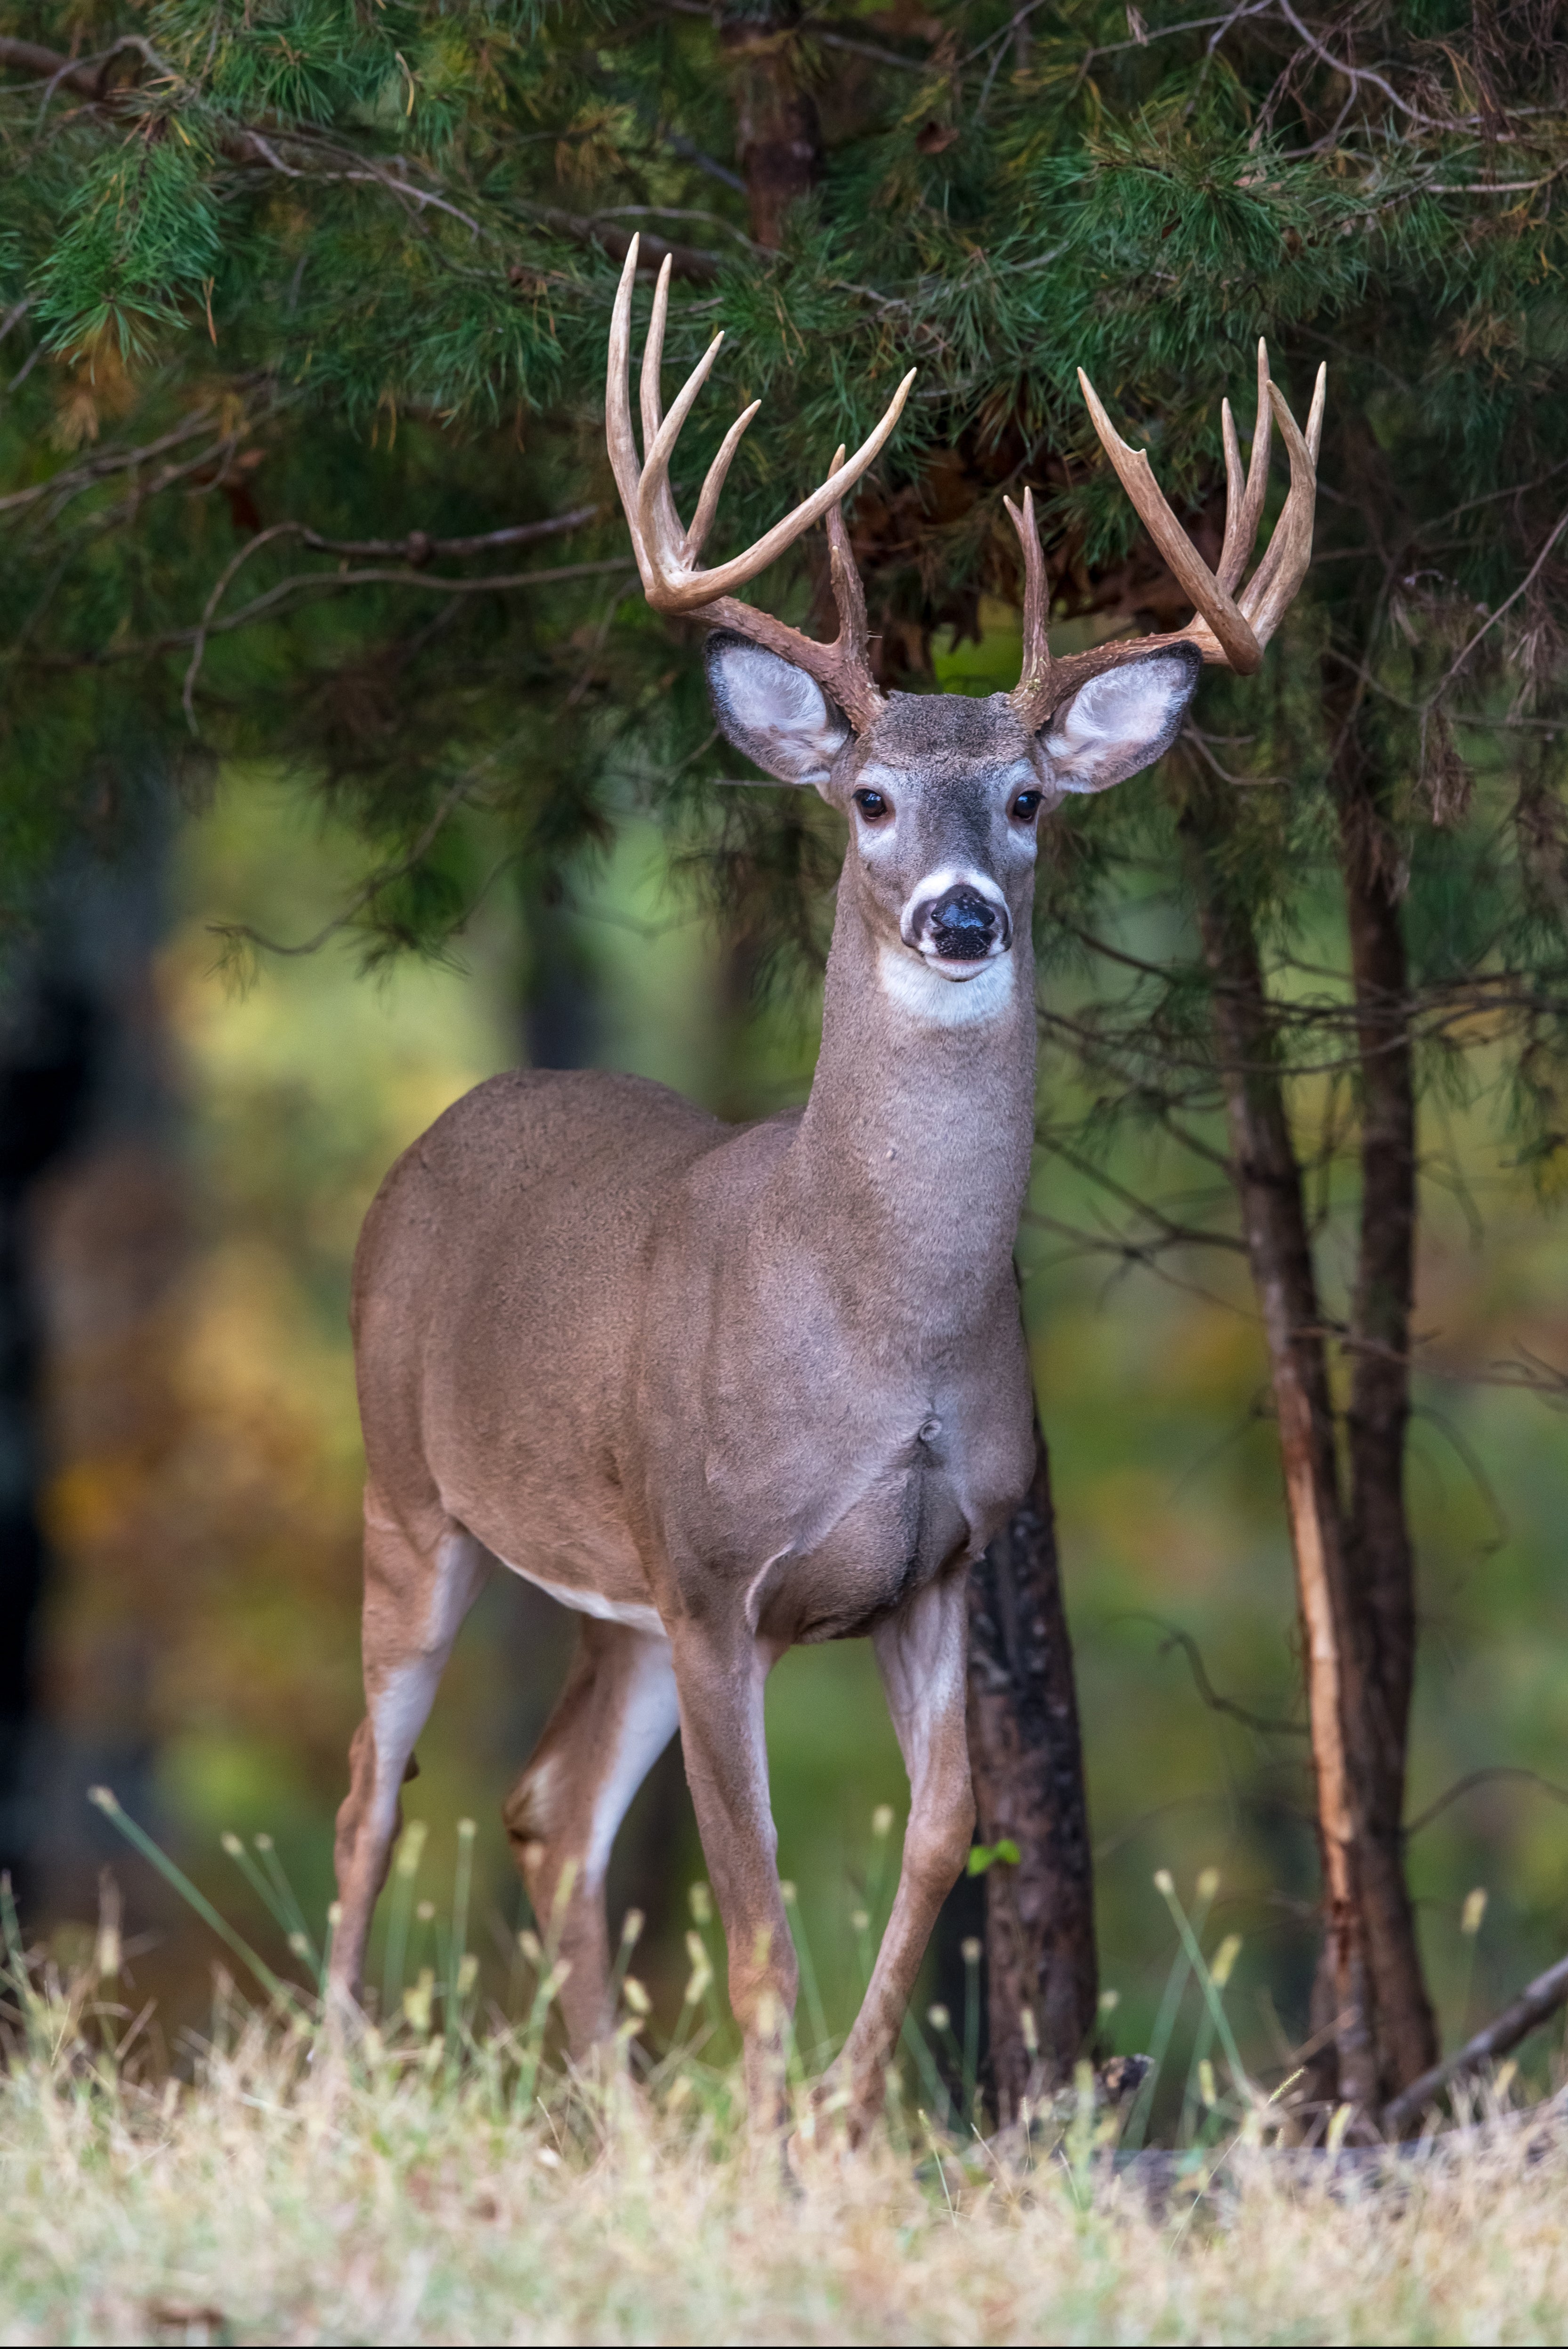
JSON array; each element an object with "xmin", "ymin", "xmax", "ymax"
[
  {"xmin": 527, "ymin": 202, "xmax": 720, "ymax": 283},
  {"xmin": 272, "ymin": 504, "xmax": 600, "ymax": 565},
  {"xmin": 1405, "ymin": 1765, "xmax": 1568, "ymax": 1842},
  {"xmin": 654, "ymin": 0, "xmax": 935, "ymax": 73},
  {"xmin": 1429, "ymin": 502, "xmax": 1568, "ymax": 702},
  {"xmin": 207, "ymin": 773, "xmax": 475, "ymax": 963},
  {"xmin": 1383, "ymin": 1951, "xmax": 1568, "ymax": 2131},
  {"xmin": 172, "ymin": 502, "xmax": 598, "ymax": 725},
  {"xmin": 0, "ymin": 33, "xmax": 112, "ymax": 95},
  {"xmin": 176, "ymin": 552, "xmax": 630, "ymax": 718},
  {"xmin": 1272, "ymin": 0, "xmax": 1460, "ymax": 131},
  {"xmin": 1126, "ymin": 1613, "xmax": 1311, "ymax": 1735},
  {"xmin": 0, "ymin": 407, "xmax": 237, "ymax": 519}
]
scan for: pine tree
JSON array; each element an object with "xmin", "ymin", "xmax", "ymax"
[{"xmin": 5, "ymin": 0, "xmax": 1568, "ymax": 2122}]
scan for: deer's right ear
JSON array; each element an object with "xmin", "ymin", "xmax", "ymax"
[{"xmin": 705, "ymin": 633, "xmax": 851, "ymax": 787}]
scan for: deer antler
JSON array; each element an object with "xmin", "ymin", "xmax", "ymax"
[
  {"xmin": 1006, "ymin": 342, "xmax": 1326, "ymax": 730},
  {"xmin": 606, "ymin": 235, "xmax": 916, "ymax": 731}
]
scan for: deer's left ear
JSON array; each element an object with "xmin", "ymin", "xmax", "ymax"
[{"xmin": 1039, "ymin": 645, "xmax": 1201, "ymax": 795}]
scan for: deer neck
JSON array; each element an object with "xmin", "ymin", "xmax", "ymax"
[{"xmin": 777, "ymin": 878, "xmax": 1037, "ymax": 1315}]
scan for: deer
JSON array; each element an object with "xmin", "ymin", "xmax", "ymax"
[{"xmin": 329, "ymin": 235, "xmax": 1323, "ymax": 2132}]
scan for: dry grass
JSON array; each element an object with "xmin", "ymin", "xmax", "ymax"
[{"xmin": 2, "ymin": 1970, "xmax": 1566, "ymax": 2349}]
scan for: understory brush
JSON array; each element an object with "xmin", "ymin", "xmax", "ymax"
[
  {"xmin": 2, "ymin": 1807, "xmax": 1564, "ymax": 2346},
  {"xmin": 3, "ymin": 2003, "xmax": 1566, "ymax": 2346}
]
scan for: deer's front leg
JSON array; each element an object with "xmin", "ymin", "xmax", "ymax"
[
  {"xmin": 835, "ymin": 1568, "xmax": 975, "ymax": 2130},
  {"xmin": 670, "ymin": 1624, "xmax": 797, "ymax": 2130}
]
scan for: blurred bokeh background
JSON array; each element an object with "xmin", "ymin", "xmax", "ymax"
[{"xmin": 7, "ymin": 608, "xmax": 1566, "ymax": 2093}]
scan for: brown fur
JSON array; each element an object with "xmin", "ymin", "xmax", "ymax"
[{"xmin": 330, "ymin": 663, "xmax": 1196, "ymax": 2128}]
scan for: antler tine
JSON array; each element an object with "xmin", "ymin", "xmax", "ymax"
[
  {"xmin": 1006, "ymin": 349, "xmax": 1324, "ymax": 727},
  {"xmin": 1215, "ymin": 398, "xmax": 1247, "ymax": 594},
  {"xmin": 606, "ymin": 234, "xmax": 914, "ymax": 615},
  {"xmin": 687, "ymin": 396, "xmax": 762, "ymax": 562},
  {"xmin": 1077, "ymin": 368, "xmax": 1262, "ymax": 675},
  {"xmin": 1216, "ymin": 339, "xmax": 1274, "ymax": 597},
  {"xmin": 606, "ymin": 240, "xmax": 655, "ymax": 590},
  {"xmin": 824, "ymin": 441, "xmax": 872, "ymax": 670},
  {"xmin": 637, "ymin": 329, "xmax": 729, "ymax": 566},
  {"xmin": 604, "ymin": 231, "xmax": 915, "ymax": 733},
  {"xmin": 1003, "ymin": 488, "xmax": 1053, "ymax": 722},
  {"xmin": 640, "ymin": 253, "xmax": 669, "ymax": 454},
  {"xmin": 1236, "ymin": 365, "xmax": 1324, "ymax": 647},
  {"xmin": 645, "ymin": 368, "xmax": 915, "ymax": 612},
  {"xmin": 639, "ymin": 255, "xmax": 689, "ymax": 557},
  {"xmin": 1305, "ymin": 357, "xmax": 1326, "ymax": 463}
]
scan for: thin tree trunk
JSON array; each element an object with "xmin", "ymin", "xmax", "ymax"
[
  {"xmin": 1180, "ymin": 789, "xmax": 1382, "ymax": 2111},
  {"xmin": 719, "ymin": 3, "xmax": 822, "ymax": 250},
  {"xmin": 967, "ymin": 1424, "xmax": 1098, "ymax": 2118},
  {"xmin": 0, "ymin": 964, "xmax": 92, "ymax": 1897},
  {"xmin": 1330, "ymin": 692, "xmax": 1440, "ymax": 2094}
]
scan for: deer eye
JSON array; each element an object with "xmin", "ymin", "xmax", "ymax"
[
  {"xmin": 1010, "ymin": 789, "xmax": 1043, "ymax": 823},
  {"xmin": 853, "ymin": 788, "xmax": 891, "ymax": 822}
]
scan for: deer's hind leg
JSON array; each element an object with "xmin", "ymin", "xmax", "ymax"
[
  {"xmin": 502, "ymin": 1617, "xmax": 679, "ymax": 2055},
  {"xmin": 330, "ymin": 1508, "xmax": 491, "ymax": 2004}
]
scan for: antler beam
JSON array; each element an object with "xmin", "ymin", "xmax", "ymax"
[
  {"xmin": 1008, "ymin": 344, "xmax": 1326, "ymax": 730},
  {"xmin": 606, "ymin": 234, "xmax": 916, "ymax": 731}
]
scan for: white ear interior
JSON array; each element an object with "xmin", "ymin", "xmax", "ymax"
[
  {"xmin": 1043, "ymin": 648, "xmax": 1201, "ymax": 795},
  {"xmin": 705, "ymin": 634, "xmax": 850, "ymax": 787}
]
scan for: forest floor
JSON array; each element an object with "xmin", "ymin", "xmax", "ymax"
[{"xmin": 0, "ymin": 1987, "xmax": 1562, "ymax": 2348}]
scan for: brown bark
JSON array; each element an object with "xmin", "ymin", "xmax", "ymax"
[
  {"xmin": 1180, "ymin": 787, "xmax": 1382, "ymax": 2110},
  {"xmin": 1329, "ymin": 690, "xmax": 1440, "ymax": 2092},
  {"xmin": 719, "ymin": 4, "xmax": 823, "ymax": 249},
  {"xmin": 966, "ymin": 1425, "xmax": 1098, "ymax": 2119}
]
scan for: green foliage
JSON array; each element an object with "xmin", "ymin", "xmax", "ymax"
[
  {"xmin": 965, "ymin": 1837, "xmax": 1019, "ymax": 1874},
  {"xmin": 2, "ymin": 0, "xmax": 1567, "ymax": 1075},
  {"xmin": 33, "ymin": 132, "xmax": 222, "ymax": 361}
]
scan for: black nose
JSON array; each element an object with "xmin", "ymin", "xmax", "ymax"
[{"xmin": 921, "ymin": 884, "xmax": 1006, "ymax": 961}]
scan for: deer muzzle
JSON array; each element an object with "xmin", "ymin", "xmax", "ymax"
[{"xmin": 902, "ymin": 873, "xmax": 1012, "ymax": 974}]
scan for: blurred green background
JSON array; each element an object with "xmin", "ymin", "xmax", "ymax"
[{"xmin": 25, "ymin": 612, "xmax": 1568, "ymax": 2095}]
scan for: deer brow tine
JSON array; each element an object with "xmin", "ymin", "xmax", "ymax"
[
  {"xmin": 1077, "ymin": 370, "xmax": 1261, "ymax": 674},
  {"xmin": 1003, "ymin": 488, "xmax": 1052, "ymax": 715},
  {"xmin": 822, "ymin": 458, "xmax": 874, "ymax": 686},
  {"xmin": 687, "ymin": 398, "xmax": 761, "ymax": 562},
  {"xmin": 643, "ymin": 368, "xmax": 916, "ymax": 612}
]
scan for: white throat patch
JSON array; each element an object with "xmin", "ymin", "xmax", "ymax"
[{"xmin": 877, "ymin": 943, "xmax": 1016, "ymax": 1027}]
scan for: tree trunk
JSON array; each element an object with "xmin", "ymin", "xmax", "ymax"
[
  {"xmin": 966, "ymin": 1424, "xmax": 1098, "ymax": 2119},
  {"xmin": 0, "ymin": 962, "xmax": 93, "ymax": 1898},
  {"xmin": 1329, "ymin": 693, "xmax": 1439, "ymax": 2091},
  {"xmin": 1180, "ymin": 787, "xmax": 1382, "ymax": 2111},
  {"xmin": 720, "ymin": 3, "xmax": 822, "ymax": 250}
]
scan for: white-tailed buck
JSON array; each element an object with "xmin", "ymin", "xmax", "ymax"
[{"xmin": 331, "ymin": 237, "xmax": 1323, "ymax": 2127}]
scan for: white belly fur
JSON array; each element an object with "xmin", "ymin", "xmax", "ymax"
[{"xmin": 493, "ymin": 1550, "xmax": 665, "ymax": 1638}]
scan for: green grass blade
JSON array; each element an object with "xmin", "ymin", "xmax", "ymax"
[{"xmin": 88, "ymin": 1788, "xmax": 293, "ymax": 2010}]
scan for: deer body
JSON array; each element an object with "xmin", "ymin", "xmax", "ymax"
[{"xmin": 331, "ymin": 239, "xmax": 1322, "ymax": 2127}]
